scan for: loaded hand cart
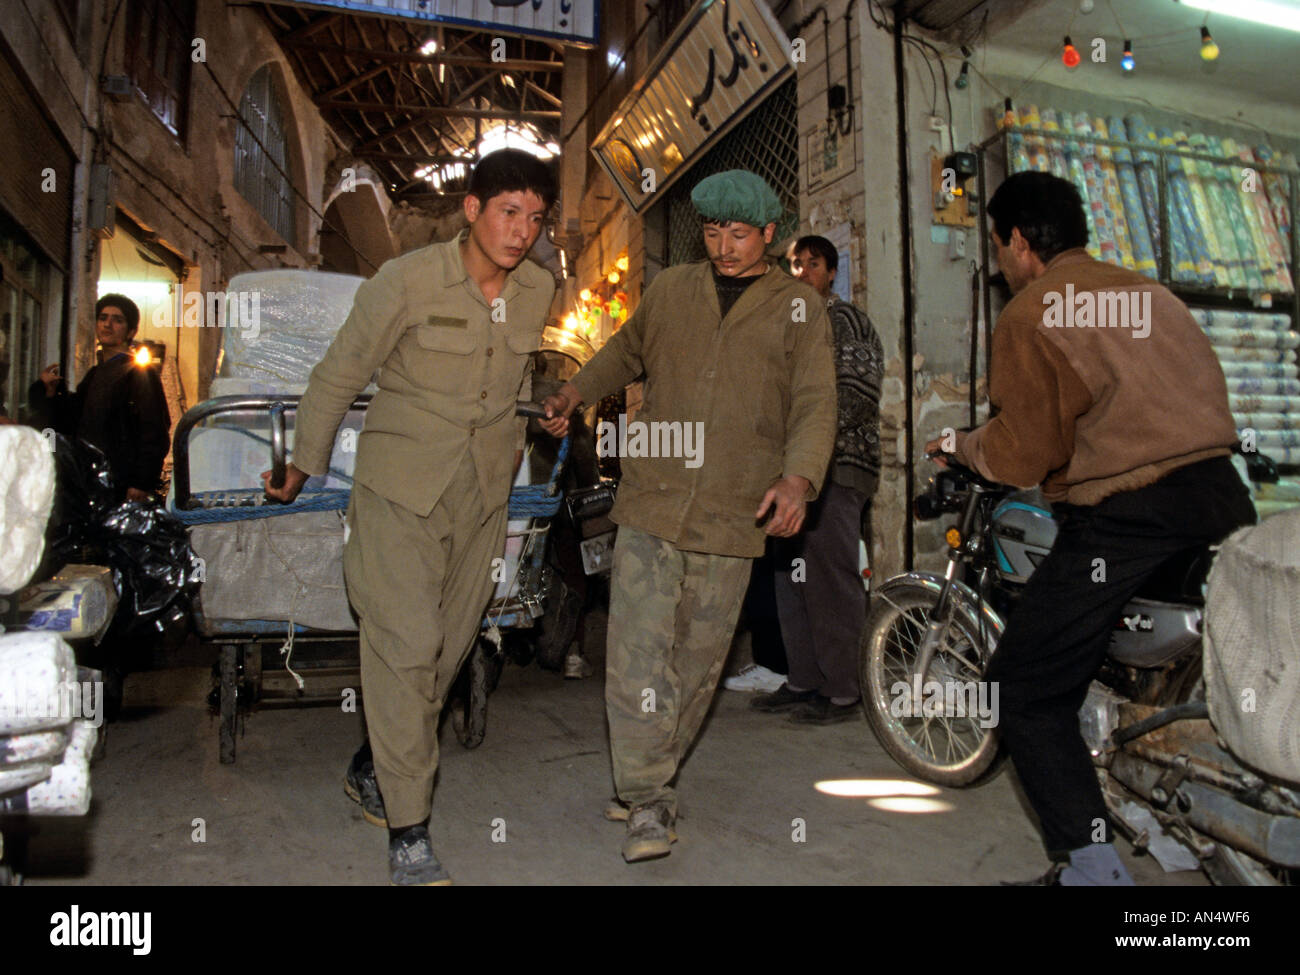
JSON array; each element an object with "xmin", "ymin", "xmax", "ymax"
[{"xmin": 169, "ymin": 394, "xmax": 570, "ymax": 763}]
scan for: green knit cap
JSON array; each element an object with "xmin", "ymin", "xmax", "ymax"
[{"xmin": 690, "ymin": 169, "xmax": 783, "ymax": 227}]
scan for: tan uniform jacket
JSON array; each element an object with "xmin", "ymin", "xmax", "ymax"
[
  {"xmin": 293, "ymin": 232, "xmax": 556, "ymax": 517},
  {"xmin": 571, "ymin": 260, "xmax": 837, "ymax": 558}
]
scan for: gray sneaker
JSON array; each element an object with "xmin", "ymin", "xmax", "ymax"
[
  {"xmin": 622, "ymin": 801, "xmax": 677, "ymax": 863},
  {"xmin": 388, "ymin": 826, "xmax": 452, "ymax": 886}
]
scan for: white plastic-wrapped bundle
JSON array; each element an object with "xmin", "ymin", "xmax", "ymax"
[
  {"xmin": 1203, "ymin": 508, "xmax": 1300, "ymax": 783},
  {"xmin": 0, "ymin": 718, "xmax": 96, "ymax": 815},
  {"xmin": 218, "ymin": 270, "xmax": 364, "ymax": 385},
  {"xmin": 17, "ymin": 565, "xmax": 119, "ymax": 643},
  {"xmin": 0, "ymin": 426, "xmax": 56, "ymax": 593},
  {"xmin": 0, "ymin": 632, "xmax": 78, "ymax": 735}
]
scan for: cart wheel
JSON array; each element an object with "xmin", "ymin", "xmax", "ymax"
[
  {"xmin": 219, "ymin": 644, "xmax": 238, "ymax": 764},
  {"xmin": 535, "ymin": 578, "xmax": 581, "ymax": 672},
  {"xmin": 452, "ymin": 643, "xmax": 489, "ymax": 750}
]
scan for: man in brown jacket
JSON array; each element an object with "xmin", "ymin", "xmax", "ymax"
[
  {"xmin": 541, "ymin": 170, "xmax": 837, "ymax": 862},
  {"xmin": 926, "ymin": 172, "xmax": 1254, "ymax": 885},
  {"xmin": 263, "ymin": 149, "xmax": 556, "ymax": 885}
]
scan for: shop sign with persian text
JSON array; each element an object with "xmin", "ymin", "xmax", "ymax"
[{"xmin": 591, "ymin": 0, "xmax": 793, "ymax": 213}]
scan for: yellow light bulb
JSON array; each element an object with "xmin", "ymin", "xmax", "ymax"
[
  {"xmin": 1200, "ymin": 27, "xmax": 1219, "ymax": 61},
  {"xmin": 615, "ymin": 254, "xmax": 629, "ymax": 272},
  {"xmin": 133, "ymin": 346, "xmax": 152, "ymax": 366},
  {"xmin": 607, "ymin": 270, "xmax": 620, "ymax": 284},
  {"xmin": 579, "ymin": 288, "xmax": 592, "ymax": 302}
]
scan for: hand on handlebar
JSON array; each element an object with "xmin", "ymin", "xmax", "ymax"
[
  {"xmin": 539, "ymin": 381, "xmax": 580, "ymax": 438},
  {"xmin": 261, "ymin": 462, "xmax": 310, "ymax": 504},
  {"xmin": 923, "ymin": 433, "xmax": 966, "ymax": 468}
]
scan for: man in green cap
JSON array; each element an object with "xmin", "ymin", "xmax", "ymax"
[{"xmin": 540, "ymin": 169, "xmax": 836, "ymax": 862}]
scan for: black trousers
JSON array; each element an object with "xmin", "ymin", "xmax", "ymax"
[{"xmin": 984, "ymin": 456, "xmax": 1255, "ymax": 857}]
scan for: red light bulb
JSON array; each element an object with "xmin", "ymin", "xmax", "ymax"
[{"xmin": 1062, "ymin": 35, "xmax": 1081, "ymax": 69}]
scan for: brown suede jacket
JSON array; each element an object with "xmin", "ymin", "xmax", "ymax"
[{"xmin": 960, "ymin": 249, "xmax": 1236, "ymax": 505}]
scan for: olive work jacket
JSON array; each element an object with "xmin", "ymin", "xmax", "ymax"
[
  {"xmin": 571, "ymin": 260, "xmax": 837, "ymax": 558},
  {"xmin": 293, "ymin": 233, "xmax": 556, "ymax": 518}
]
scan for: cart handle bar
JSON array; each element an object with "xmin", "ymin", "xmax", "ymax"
[{"xmin": 172, "ymin": 394, "xmax": 553, "ymax": 510}]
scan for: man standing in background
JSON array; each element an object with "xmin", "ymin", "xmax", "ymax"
[
  {"xmin": 751, "ymin": 235, "xmax": 883, "ymax": 723},
  {"xmin": 31, "ymin": 293, "xmax": 170, "ymax": 503}
]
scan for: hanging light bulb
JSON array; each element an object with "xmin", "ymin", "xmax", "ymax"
[
  {"xmin": 955, "ymin": 61, "xmax": 970, "ymax": 89},
  {"xmin": 1062, "ymin": 35, "xmax": 1081, "ymax": 68},
  {"xmin": 1199, "ymin": 26, "xmax": 1220, "ymax": 61},
  {"xmin": 1121, "ymin": 39, "xmax": 1134, "ymax": 72}
]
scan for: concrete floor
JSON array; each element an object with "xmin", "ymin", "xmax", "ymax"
[{"xmin": 18, "ymin": 618, "xmax": 1205, "ymax": 886}]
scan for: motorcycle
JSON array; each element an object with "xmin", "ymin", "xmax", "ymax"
[{"xmin": 859, "ymin": 458, "xmax": 1300, "ymax": 885}]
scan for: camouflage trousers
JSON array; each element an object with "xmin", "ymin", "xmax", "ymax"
[
  {"xmin": 605, "ymin": 525, "xmax": 753, "ymax": 814},
  {"xmin": 343, "ymin": 454, "xmax": 507, "ymax": 828}
]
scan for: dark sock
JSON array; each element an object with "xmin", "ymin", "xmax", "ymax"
[{"xmin": 388, "ymin": 817, "xmax": 429, "ymax": 842}]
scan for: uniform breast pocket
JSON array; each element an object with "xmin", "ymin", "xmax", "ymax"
[{"xmin": 415, "ymin": 319, "xmax": 475, "ymax": 355}]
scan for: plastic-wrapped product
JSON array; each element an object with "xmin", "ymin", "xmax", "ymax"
[
  {"xmin": 0, "ymin": 632, "xmax": 77, "ymax": 735},
  {"xmin": 0, "ymin": 426, "xmax": 56, "ymax": 594},
  {"xmin": 1230, "ymin": 141, "xmax": 1295, "ymax": 293},
  {"xmin": 1092, "ymin": 117, "xmax": 1137, "ymax": 270},
  {"xmin": 217, "ymin": 270, "xmax": 364, "ymax": 385},
  {"xmin": 0, "ymin": 718, "xmax": 96, "ymax": 815},
  {"xmin": 1108, "ymin": 115, "xmax": 1157, "ymax": 277},
  {"xmin": 1195, "ymin": 135, "xmax": 1264, "ymax": 292},
  {"xmin": 1062, "ymin": 138, "xmax": 1102, "ymax": 261},
  {"xmin": 1158, "ymin": 128, "xmax": 1218, "ymax": 285},
  {"xmin": 1071, "ymin": 114, "xmax": 1120, "ymax": 267}
]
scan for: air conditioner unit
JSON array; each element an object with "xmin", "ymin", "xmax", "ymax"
[
  {"xmin": 101, "ymin": 75, "xmax": 132, "ymax": 101},
  {"xmin": 88, "ymin": 164, "xmax": 116, "ymax": 239}
]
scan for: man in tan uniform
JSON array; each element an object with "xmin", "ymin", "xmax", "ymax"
[
  {"xmin": 263, "ymin": 149, "xmax": 556, "ymax": 885},
  {"xmin": 541, "ymin": 170, "xmax": 837, "ymax": 862}
]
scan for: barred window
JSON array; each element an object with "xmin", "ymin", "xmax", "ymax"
[
  {"xmin": 124, "ymin": 0, "xmax": 194, "ymax": 137},
  {"xmin": 234, "ymin": 65, "xmax": 296, "ymax": 247}
]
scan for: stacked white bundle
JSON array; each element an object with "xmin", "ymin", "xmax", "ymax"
[
  {"xmin": 0, "ymin": 632, "xmax": 97, "ymax": 816},
  {"xmin": 1191, "ymin": 308, "xmax": 1300, "ymax": 476},
  {"xmin": 0, "ymin": 426, "xmax": 56, "ymax": 594},
  {"xmin": 218, "ymin": 270, "xmax": 364, "ymax": 385}
]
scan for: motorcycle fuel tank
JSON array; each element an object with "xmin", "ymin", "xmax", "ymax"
[{"xmin": 990, "ymin": 490, "xmax": 1057, "ymax": 584}]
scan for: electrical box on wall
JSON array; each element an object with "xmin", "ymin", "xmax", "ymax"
[
  {"xmin": 930, "ymin": 152, "xmax": 976, "ymax": 228},
  {"xmin": 88, "ymin": 164, "xmax": 116, "ymax": 239}
]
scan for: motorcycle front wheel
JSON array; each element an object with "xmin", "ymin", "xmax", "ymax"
[{"xmin": 860, "ymin": 583, "xmax": 1005, "ymax": 787}]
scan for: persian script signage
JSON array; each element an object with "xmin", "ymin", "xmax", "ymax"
[
  {"xmin": 262, "ymin": 0, "xmax": 596, "ymax": 46},
  {"xmin": 591, "ymin": 0, "xmax": 794, "ymax": 213}
]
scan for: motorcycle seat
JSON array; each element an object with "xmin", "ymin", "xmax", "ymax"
[{"xmin": 1134, "ymin": 546, "xmax": 1213, "ymax": 606}]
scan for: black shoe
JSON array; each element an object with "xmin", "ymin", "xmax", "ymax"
[
  {"xmin": 343, "ymin": 747, "xmax": 388, "ymax": 828},
  {"xmin": 750, "ymin": 683, "xmax": 819, "ymax": 713},
  {"xmin": 789, "ymin": 696, "xmax": 862, "ymax": 724},
  {"xmin": 1001, "ymin": 863, "xmax": 1065, "ymax": 886},
  {"xmin": 388, "ymin": 826, "xmax": 451, "ymax": 886}
]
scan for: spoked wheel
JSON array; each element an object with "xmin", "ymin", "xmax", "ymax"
[
  {"xmin": 451, "ymin": 639, "xmax": 492, "ymax": 750},
  {"xmin": 860, "ymin": 583, "xmax": 1004, "ymax": 787}
]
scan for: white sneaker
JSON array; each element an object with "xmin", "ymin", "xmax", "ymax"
[{"xmin": 723, "ymin": 663, "xmax": 786, "ymax": 692}]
